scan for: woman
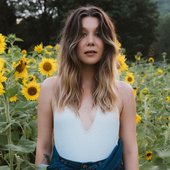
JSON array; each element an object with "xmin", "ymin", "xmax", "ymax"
[{"xmin": 35, "ymin": 5, "xmax": 139, "ymax": 170}]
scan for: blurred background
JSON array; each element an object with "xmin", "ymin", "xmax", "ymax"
[{"xmin": 0, "ymin": 0, "xmax": 170, "ymax": 60}]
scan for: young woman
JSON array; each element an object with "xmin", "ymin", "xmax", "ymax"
[{"xmin": 35, "ymin": 5, "xmax": 139, "ymax": 170}]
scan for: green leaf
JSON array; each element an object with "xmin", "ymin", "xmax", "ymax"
[
  {"xmin": 5, "ymin": 85, "xmax": 19, "ymax": 97},
  {"xmin": 14, "ymin": 101, "xmax": 37, "ymax": 111},
  {"xmin": 5, "ymin": 137, "xmax": 36, "ymax": 153},
  {"xmin": 0, "ymin": 166, "xmax": 10, "ymax": 170},
  {"xmin": 0, "ymin": 122, "xmax": 12, "ymax": 133},
  {"xmin": 0, "ymin": 134, "xmax": 8, "ymax": 146}
]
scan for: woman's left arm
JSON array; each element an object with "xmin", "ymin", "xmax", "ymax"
[{"xmin": 119, "ymin": 81, "xmax": 139, "ymax": 170}]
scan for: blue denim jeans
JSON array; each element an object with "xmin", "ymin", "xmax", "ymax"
[{"xmin": 47, "ymin": 139, "xmax": 124, "ymax": 170}]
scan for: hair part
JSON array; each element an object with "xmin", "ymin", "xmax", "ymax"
[{"xmin": 54, "ymin": 5, "xmax": 119, "ymax": 114}]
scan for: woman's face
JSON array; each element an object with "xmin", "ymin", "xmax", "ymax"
[{"xmin": 76, "ymin": 16, "xmax": 104, "ymax": 66}]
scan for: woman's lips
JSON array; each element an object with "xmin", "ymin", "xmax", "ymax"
[{"xmin": 84, "ymin": 50, "xmax": 97, "ymax": 56}]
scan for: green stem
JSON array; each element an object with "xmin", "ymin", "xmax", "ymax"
[
  {"xmin": 144, "ymin": 96, "xmax": 148, "ymax": 120},
  {"xmin": 4, "ymin": 96, "xmax": 14, "ymax": 170}
]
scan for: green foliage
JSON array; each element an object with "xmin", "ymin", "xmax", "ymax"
[
  {"xmin": 0, "ymin": 34, "xmax": 170, "ymax": 169},
  {"xmin": 0, "ymin": 34, "xmax": 59, "ymax": 169},
  {"xmin": 129, "ymin": 59, "xmax": 170, "ymax": 169},
  {"xmin": 154, "ymin": 14, "xmax": 170, "ymax": 59}
]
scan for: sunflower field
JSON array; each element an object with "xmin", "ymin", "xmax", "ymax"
[{"xmin": 0, "ymin": 34, "xmax": 170, "ymax": 170}]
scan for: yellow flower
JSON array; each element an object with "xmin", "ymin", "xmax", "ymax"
[
  {"xmin": 136, "ymin": 114, "xmax": 142, "ymax": 124},
  {"xmin": 0, "ymin": 34, "xmax": 6, "ymax": 54},
  {"xmin": 135, "ymin": 55, "xmax": 141, "ymax": 61},
  {"xmin": 45, "ymin": 45, "xmax": 53, "ymax": 55},
  {"xmin": 22, "ymin": 81, "xmax": 40, "ymax": 101},
  {"xmin": 34, "ymin": 43, "xmax": 43, "ymax": 53},
  {"xmin": 0, "ymin": 72, "xmax": 7, "ymax": 83},
  {"xmin": 125, "ymin": 72, "xmax": 135, "ymax": 84},
  {"xmin": 55, "ymin": 44, "xmax": 60, "ymax": 51},
  {"xmin": 22, "ymin": 75, "xmax": 36, "ymax": 85},
  {"xmin": 21, "ymin": 49, "xmax": 27, "ymax": 56},
  {"xmin": 55, "ymin": 44, "xmax": 61, "ymax": 56},
  {"xmin": 165, "ymin": 96, "xmax": 170, "ymax": 102},
  {"xmin": 148, "ymin": 57, "xmax": 154, "ymax": 63},
  {"xmin": 142, "ymin": 88, "xmax": 149, "ymax": 95},
  {"xmin": 0, "ymin": 58, "xmax": 5, "ymax": 71},
  {"xmin": 145, "ymin": 150, "xmax": 153, "ymax": 161},
  {"xmin": 156, "ymin": 68, "xmax": 163, "ymax": 75},
  {"xmin": 45, "ymin": 50, "xmax": 52, "ymax": 55},
  {"xmin": 117, "ymin": 54, "xmax": 129, "ymax": 73},
  {"xmin": 133, "ymin": 87, "xmax": 137, "ymax": 96},
  {"xmin": 39, "ymin": 58, "xmax": 57, "ymax": 76},
  {"xmin": 46, "ymin": 45, "xmax": 53, "ymax": 49},
  {"xmin": 9, "ymin": 95, "xmax": 18, "ymax": 102},
  {"xmin": 13, "ymin": 57, "xmax": 28, "ymax": 79},
  {"xmin": 0, "ymin": 83, "xmax": 5, "ymax": 95}
]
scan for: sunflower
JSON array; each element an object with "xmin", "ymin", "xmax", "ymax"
[
  {"xmin": 0, "ymin": 72, "xmax": 7, "ymax": 83},
  {"xmin": 0, "ymin": 83, "xmax": 5, "ymax": 95},
  {"xmin": 22, "ymin": 81, "xmax": 40, "ymax": 101},
  {"xmin": 21, "ymin": 49, "xmax": 27, "ymax": 56},
  {"xmin": 125, "ymin": 72, "xmax": 135, "ymax": 84},
  {"xmin": 135, "ymin": 55, "xmax": 141, "ymax": 61},
  {"xmin": 145, "ymin": 150, "xmax": 153, "ymax": 161},
  {"xmin": 55, "ymin": 44, "xmax": 61, "ymax": 56},
  {"xmin": 117, "ymin": 54, "xmax": 129, "ymax": 74},
  {"xmin": 165, "ymin": 96, "xmax": 170, "ymax": 102},
  {"xmin": 39, "ymin": 58, "xmax": 57, "ymax": 76},
  {"xmin": 136, "ymin": 114, "xmax": 142, "ymax": 124},
  {"xmin": 13, "ymin": 57, "xmax": 28, "ymax": 79},
  {"xmin": 45, "ymin": 45, "xmax": 53, "ymax": 55},
  {"xmin": 0, "ymin": 58, "xmax": 5, "ymax": 71},
  {"xmin": 148, "ymin": 57, "xmax": 154, "ymax": 63},
  {"xmin": 156, "ymin": 68, "xmax": 163, "ymax": 75},
  {"xmin": 142, "ymin": 87, "xmax": 149, "ymax": 95},
  {"xmin": 9, "ymin": 95, "xmax": 18, "ymax": 102},
  {"xmin": 55, "ymin": 44, "xmax": 60, "ymax": 51},
  {"xmin": 0, "ymin": 34, "xmax": 6, "ymax": 54},
  {"xmin": 34, "ymin": 43, "xmax": 43, "ymax": 53},
  {"xmin": 133, "ymin": 87, "xmax": 137, "ymax": 96},
  {"xmin": 22, "ymin": 74, "xmax": 36, "ymax": 85}
]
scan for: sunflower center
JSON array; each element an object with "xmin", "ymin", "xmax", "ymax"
[
  {"xmin": 127, "ymin": 77, "xmax": 132, "ymax": 82},
  {"xmin": 28, "ymin": 87, "xmax": 37, "ymax": 96},
  {"xmin": 43, "ymin": 62, "xmax": 52, "ymax": 71},
  {"xmin": 147, "ymin": 153, "xmax": 151, "ymax": 157},
  {"xmin": 16, "ymin": 60, "xmax": 26, "ymax": 73}
]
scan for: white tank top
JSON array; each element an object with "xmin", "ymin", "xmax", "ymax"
[{"xmin": 54, "ymin": 106, "xmax": 120, "ymax": 162}]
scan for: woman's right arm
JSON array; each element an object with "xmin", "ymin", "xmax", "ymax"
[{"xmin": 35, "ymin": 77, "xmax": 56, "ymax": 165}]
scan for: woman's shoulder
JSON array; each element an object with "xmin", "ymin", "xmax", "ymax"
[
  {"xmin": 40, "ymin": 76, "xmax": 59, "ymax": 96},
  {"xmin": 41, "ymin": 76, "xmax": 59, "ymax": 88},
  {"xmin": 115, "ymin": 80, "xmax": 134, "ymax": 98},
  {"xmin": 115, "ymin": 80, "xmax": 135, "ymax": 115}
]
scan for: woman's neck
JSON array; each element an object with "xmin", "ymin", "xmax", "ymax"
[{"xmin": 81, "ymin": 65, "xmax": 96, "ymax": 89}]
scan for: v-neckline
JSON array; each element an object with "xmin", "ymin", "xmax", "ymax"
[{"xmin": 79, "ymin": 106, "xmax": 99, "ymax": 131}]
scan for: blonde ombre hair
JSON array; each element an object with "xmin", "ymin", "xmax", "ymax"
[{"xmin": 54, "ymin": 5, "xmax": 119, "ymax": 113}]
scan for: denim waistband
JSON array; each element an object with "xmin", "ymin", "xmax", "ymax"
[{"xmin": 58, "ymin": 155, "xmax": 106, "ymax": 170}]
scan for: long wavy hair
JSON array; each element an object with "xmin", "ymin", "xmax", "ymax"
[{"xmin": 54, "ymin": 5, "xmax": 119, "ymax": 114}]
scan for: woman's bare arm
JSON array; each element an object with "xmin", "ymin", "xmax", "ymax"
[
  {"xmin": 118, "ymin": 81, "xmax": 139, "ymax": 170},
  {"xmin": 35, "ymin": 77, "xmax": 56, "ymax": 165}
]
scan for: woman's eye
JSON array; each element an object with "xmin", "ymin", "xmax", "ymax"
[
  {"xmin": 82, "ymin": 32, "xmax": 87, "ymax": 37},
  {"xmin": 95, "ymin": 32, "xmax": 100, "ymax": 37}
]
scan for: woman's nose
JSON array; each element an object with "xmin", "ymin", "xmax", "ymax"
[{"xmin": 87, "ymin": 34, "xmax": 95, "ymax": 46}]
